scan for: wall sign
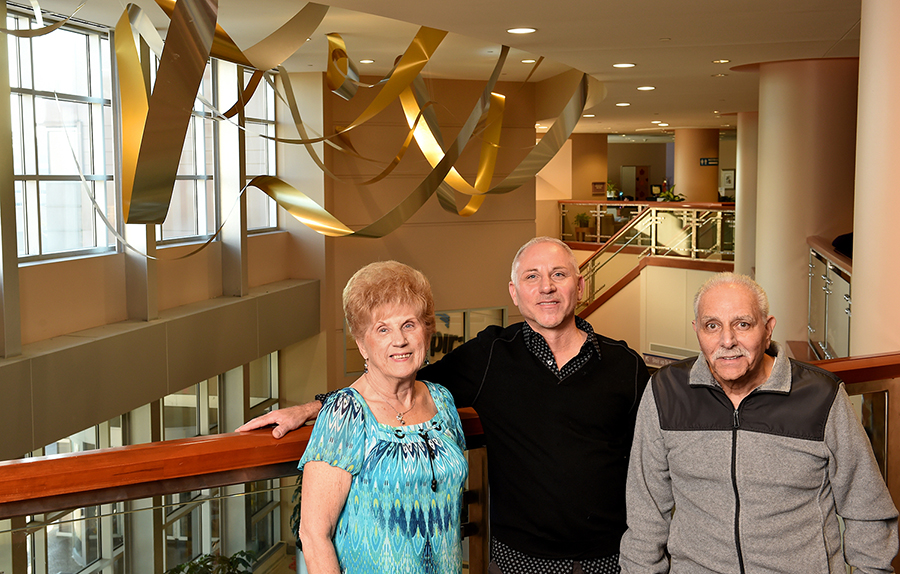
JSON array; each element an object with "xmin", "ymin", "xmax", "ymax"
[{"xmin": 700, "ymin": 158, "xmax": 719, "ymax": 166}]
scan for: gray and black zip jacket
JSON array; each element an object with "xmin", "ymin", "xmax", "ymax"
[{"xmin": 619, "ymin": 342, "xmax": 898, "ymax": 574}]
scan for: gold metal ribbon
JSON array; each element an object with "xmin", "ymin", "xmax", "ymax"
[
  {"xmin": 117, "ymin": 0, "xmax": 218, "ymax": 224},
  {"xmin": 0, "ymin": 2, "xmax": 84, "ymax": 37},
  {"xmin": 326, "ymin": 33, "xmax": 359, "ymax": 101}
]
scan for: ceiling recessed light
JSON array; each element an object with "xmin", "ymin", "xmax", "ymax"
[
  {"xmin": 613, "ymin": 63, "xmax": 635, "ymax": 68},
  {"xmin": 521, "ymin": 59, "xmax": 536, "ymax": 64},
  {"xmin": 582, "ymin": 114, "xmax": 595, "ymax": 118},
  {"xmin": 359, "ymin": 59, "xmax": 374, "ymax": 64},
  {"xmin": 711, "ymin": 73, "xmax": 728, "ymax": 78},
  {"xmin": 637, "ymin": 86, "xmax": 655, "ymax": 91},
  {"xmin": 615, "ymin": 102, "xmax": 630, "ymax": 107},
  {"xmin": 507, "ymin": 27, "xmax": 536, "ymax": 34},
  {"xmin": 658, "ymin": 123, "xmax": 669, "ymax": 127},
  {"xmin": 713, "ymin": 59, "xmax": 731, "ymax": 64},
  {"xmin": 651, "ymin": 120, "xmax": 662, "ymax": 124}
]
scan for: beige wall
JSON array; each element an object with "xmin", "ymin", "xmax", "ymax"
[
  {"xmin": 606, "ymin": 142, "xmax": 668, "ymax": 193},
  {"xmin": 323, "ymin": 77, "xmax": 537, "ymax": 389},
  {"xmin": 570, "ymin": 134, "xmax": 609, "ymax": 199}
]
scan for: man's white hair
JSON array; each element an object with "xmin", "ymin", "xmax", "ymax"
[
  {"xmin": 693, "ymin": 272, "xmax": 769, "ymax": 319},
  {"xmin": 510, "ymin": 237, "xmax": 581, "ymax": 285}
]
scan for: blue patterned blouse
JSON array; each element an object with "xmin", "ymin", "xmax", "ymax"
[{"xmin": 299, "ymin": 382, "xmax": 468, "ymax": 574}]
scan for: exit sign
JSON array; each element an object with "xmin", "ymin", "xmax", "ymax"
[{"xmin": 700, "ymin": 158, "xmax": 719, "ymax": 166}]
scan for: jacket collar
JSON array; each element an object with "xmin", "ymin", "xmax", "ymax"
[{"xmin": 689, "ymin": 341, "xmax": 791, "ymax": 394}]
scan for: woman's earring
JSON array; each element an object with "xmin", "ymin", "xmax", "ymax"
[
  {"xmin": 363, "ymin": 359, "xmax": 368, "ymax": 374},
  {"xmin": 423, "ymin": 356, "xmax": 430, "ymax": 367}
]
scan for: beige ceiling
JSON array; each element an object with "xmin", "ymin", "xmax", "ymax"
[{"xmin": 36, "ymin": 0, "xmax": 862, "ymax": 137}]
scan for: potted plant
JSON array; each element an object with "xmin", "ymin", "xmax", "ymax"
[
  {"xmin": 573, "ymin": 212, "xmax": 591, "ymax": 241},
  {"xmin": 164, "ymin": 550, "xmax": 256, "ymax": 574},
  {"xmin": 657, "ymin": 185, "xmax": 685, "ymax": 202}
]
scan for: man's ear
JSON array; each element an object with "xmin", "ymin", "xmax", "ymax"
[
  {"xmin": 508, "ymin": 281, "xmax": 519, "ymax": 307},
  {"xmin": 765, "ymin": 315, "xmax": 777, "ymax": 344}
]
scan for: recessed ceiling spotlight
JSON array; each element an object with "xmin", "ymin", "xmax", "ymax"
[
  {"xmin": 711, "ymin": 73, "xmax": 728, "ymax": 78},
  {"xmin": 651, "ymin": 120, "xmax": 662, "ymax": 124},
  {"xmin": 522, "ymin": 59, "xmax": 536, "ymax": 64},
  {"xmin": 615, "ymin": 102, "xmax": 630, "ymax": 107},
  {"xmin": 507, "ymin": 27, "xmax": 536, "ymax": 34},
  {"xmin": 637, "ymin": 86, "xmax": 655, "ymax": 91},
  {"xmin": 613, "ymin": 63, "xmax": 636, "ymax": 68},
  {"xmin": 713, "ymin": 59, "xmax": 731, "ymax": 64},
  {"xmin": 583, "ymin": 114, "xmax": 595, "ymax": 118},
  {"xmin": 658, "ymin": 123, "xmax": 669, "ymax": 127},
  {"xmin": 359, "ymin": 59, "xmax": 374, "ymax": 64}
]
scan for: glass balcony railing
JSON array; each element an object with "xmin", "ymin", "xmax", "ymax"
[
  {"xmin": 0, "ymin": 411, "xmax": 488, "ymax": 574},
  {"xmin": 559, "ymin": 201, "xmax": 735, "ymax": 313}
]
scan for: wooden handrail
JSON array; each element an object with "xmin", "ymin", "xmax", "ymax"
[
  {"xmin": 814, "ymin": 351, "xmax": 900, "ymax": 384},
  {"xmin": 0, "ymin": 408, "xmax": 483, "ymax": 520}
]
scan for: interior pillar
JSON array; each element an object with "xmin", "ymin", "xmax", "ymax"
[
  {"xmin": 734, "ymin": 112, "xmax": 758, "ymax": 277},
  {"xmin": 673, "ymin": 128, "xmax": 719, "ymax": 201},
  {"xmin": 850, "ymin": 0, "xmax": 900, "ymax": 356},
  {"xmin": 752, "ymin": 58, "xmax": 858, "ymax": 341}
]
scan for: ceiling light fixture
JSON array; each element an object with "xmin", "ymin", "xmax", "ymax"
[
  {"xmin": 613, "ymin": 63, "xmax": 635, "ymax": 68},
  {"xmin": 359, "ymin": 59, "xmax": 374, "ymax": 64},
  {"xmin": 711, "ymin": 73, "xmax": 728, "ymax": 78},
  {"xmin": 637, "ymin": 86, "xmax": 655, "ymax": 91},
  {"xmin": 583, "ymin": 114, "xmax": 595, "ymax": 118},
  {"xmin": 713, "ymin": 59, "xmax": 731, "ymax": 64},
  {"xmin": 615, "ymin": 102, "xmax": 630, "ymax": 107},
  {"xmin": 658, "ymin": 123, "xmax": 669, "ymax": 127},
  {"xmin": 507, "ymin": 27, "xmax": 536, "ymax": 34},
  {"xmin": 651, "ymin": 120, "xmax": 662, "ymax": 124},
  {"xmin": 522, "ymin": 59, "xmax": 536, "ymax": 64}
]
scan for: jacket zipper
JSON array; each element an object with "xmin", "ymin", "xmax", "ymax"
[{"xmin": 732, "ymin": 407, "xmax": 746, "ymax": 574}]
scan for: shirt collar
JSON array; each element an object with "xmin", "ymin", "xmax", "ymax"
[{"xmin": 521, "ymin": 316, "xmax": 601, "ymax": 357}]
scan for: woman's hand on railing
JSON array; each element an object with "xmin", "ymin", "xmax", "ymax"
[{"xmin": 236, "ymin": 401, "xmax": 323, "ymax": 438}]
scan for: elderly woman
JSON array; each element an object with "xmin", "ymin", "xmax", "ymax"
[{"xmin": 298, "ymin": 261, "xmax": 468, "ymax": 574}]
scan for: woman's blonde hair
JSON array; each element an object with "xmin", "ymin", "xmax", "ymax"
[{"xmin": 342, "ymin": 260, "xmax": 436, "ymax": 339}]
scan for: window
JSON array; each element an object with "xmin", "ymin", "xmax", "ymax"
[
  {"xmin": 8, "ymin": 11, "xmax": 116, "ymax": 260},
  {"xmin": 242, "ymin": 69, "xmax": 277, "ymax": 231},
  {"xmin": 156, "ymin": 60, "xmax": 219, "ymax": 243}
]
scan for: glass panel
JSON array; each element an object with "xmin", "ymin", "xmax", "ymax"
[
  {"xmin": 48, "ymin": 507, "xmax": 101, "ymax": 573},
  {"xmin": 32, "ymin": 27, "xmax": 90, "ymax": 96},
  {"xmin": 177, "ymin": 116, "xmax": 198, "ymax": 176},
  {"xmin": 208, "ymin": 380, "xmax": 219, "ymax": 434},
  {"xmin": 246, "ymin": 187, "xmax": 273, "ymax": 230},
  {"xmin": 203, "ymin": 179, "xmax": 216, "ymax": 236},
  {"xmin": 39, "ymin": 180, "xmax": 96, "ymax": 254},
  {"xmin": 35, "ymin": 97, "xmax": 92, "ymax": 176},
  {"xmin": 10, "ymin": 93, "xmax": 23, "ymax": 175},
  {"xmin": 164, "ymin": 385, "xmax": 200, "ymax": 441},
  {"xmin": 161, "ymin": 180, "xmax": 199, "ymax": 240},
  {"xmin": 431, "ymin": 311, "xmax": 465, "ymax": 363},
  {"xmin": 249, "ymin": 354, "xmax": 276, "ymax": 408},
  {"xmin": 467, "ymin": 308, "xmax": 505, "ymax": 339},
  {"xmin": 246, "ymin": 480, "xmax": 276, "ymax": 557},
  {"xmin": 165, "ymin": 501, "xmax": 202, "ymax": 569},
  {"xmin": 15, "ymin": 180, "xmax": 27, "ymax": 256}
]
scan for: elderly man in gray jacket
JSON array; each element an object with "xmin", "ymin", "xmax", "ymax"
[{"xmin": 620, "ymin": 273, "xmax": 898, "ymax": 573}]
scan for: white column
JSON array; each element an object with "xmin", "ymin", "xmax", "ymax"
[
  {"xmin": 734, "ymin": 112, "xmax": 758, "ymax": 277},
  {"xmin": 850, "ymin": 0, "xmax": 900, "ymax": 355},
  {"xmin": 754, "ymin": 59, "xmax": 858, "ymax": 342}
]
